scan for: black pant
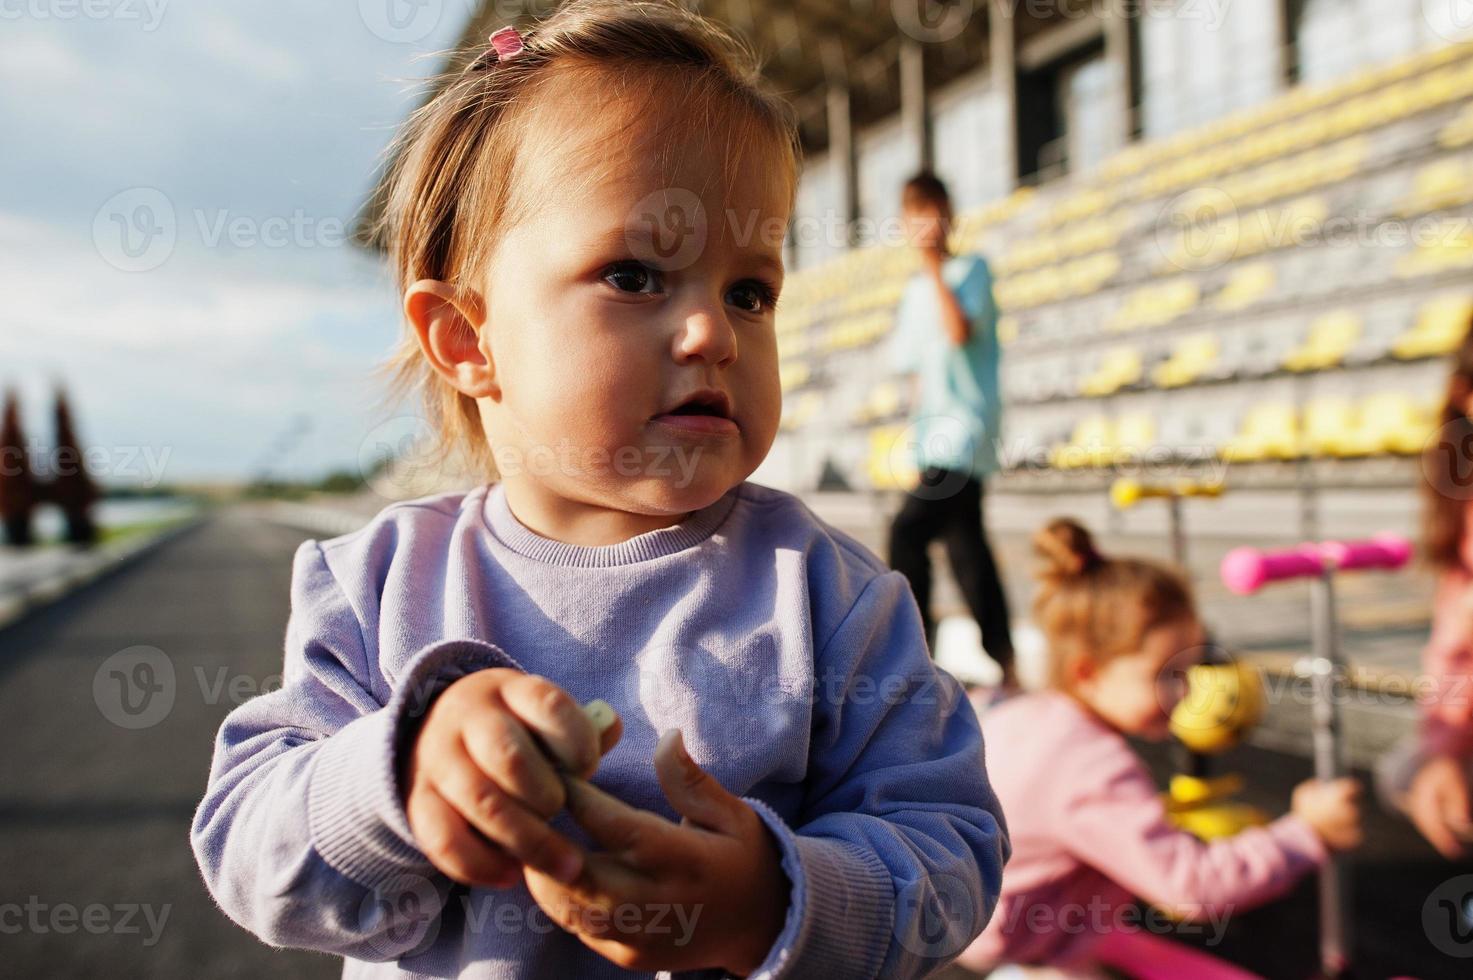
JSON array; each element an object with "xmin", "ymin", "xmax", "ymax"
[{"xmin": 887, "ymin": 466, "xmax": 1014, "ymax": 668}]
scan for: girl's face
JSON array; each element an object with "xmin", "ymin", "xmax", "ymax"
[
  {"xmin": 1071, "ymin": 617, "xmax": 1206, "ymax": 740},
  {"xmin": 475, "ymin": 94, "xmax": 789, "ymax": 524}
]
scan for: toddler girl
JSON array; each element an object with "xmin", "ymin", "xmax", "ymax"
[
  {"xmin": 957, "ymin": 519, "xmax": 1361, "ymax": 976},
  {"xmin": 188, "ymin": 3, "xmax": 1006, "ymax": 978}
]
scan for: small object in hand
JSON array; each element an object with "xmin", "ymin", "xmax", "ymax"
[{"xmin": 582, "ymin": 698, "xmax": 617, "ymax": 736}]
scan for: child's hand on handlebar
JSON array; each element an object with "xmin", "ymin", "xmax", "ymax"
[
  {"xmin": 1292, "ymin": 777, "xmax": 1363, "ymax": 852},
  {"xmin": 1408, "ymin": 754, "xmax": 1472, "ymax": 859}
]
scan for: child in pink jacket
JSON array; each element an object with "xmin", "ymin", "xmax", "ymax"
[
  {"xmin": 1378, "ymin": 320, "xmax": 1473, "ymax": 858},
  {"xmin": 958, "ymin": 518, "xmax": 1363, "ymax": 976}
]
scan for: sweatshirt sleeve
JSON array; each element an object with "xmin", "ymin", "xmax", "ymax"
[
  {"xmin": 1057, "ymin": 733, "xmax": 1325, "ymax": 921},
  {"xmin": 188, "ymin": 538, "xmax": 519, "ymax": 960},
  {"xmin": 1419, "ymin": 572, "xmax": 1473, "ymax": 760},
  {"xmin": 738, "ymin": 569, "xmax": 1010, "ymax": 980}
]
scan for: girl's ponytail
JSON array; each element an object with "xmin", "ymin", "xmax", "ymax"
[
  {"xmin": 1032, "ymin": 517, "xmax": 1102, "ymax": 584},
  {"xmin": 1029, "ymin": 517, "xmax": 1194, "ymax": 690}
]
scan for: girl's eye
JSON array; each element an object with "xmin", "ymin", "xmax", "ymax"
[
  {"xmin": 728, "ymin": 279, "xmax": 779, "ymax": 315},
  {"xmin": 603, "ymin": 261, "xmax": 662, "ymax": 295}
]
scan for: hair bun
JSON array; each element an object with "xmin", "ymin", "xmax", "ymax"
[{"xmin": 1033, "ymin": 517, "xmax": 1102, "ymax": 582}]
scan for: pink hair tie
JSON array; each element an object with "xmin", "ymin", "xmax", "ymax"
[{"xmin": 469, "ymin": 25, "xmax": 526, "ymax": 71}]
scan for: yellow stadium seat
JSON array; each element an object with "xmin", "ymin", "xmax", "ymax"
[
  {"xmin": 779, "ymin": 361, "xmax": 811, "ymax": 392},
  {"xmin": 1401, "ymin": 158, "xmax": 1473, "ymax": 214},
  {"xmin": 1109, "ymin": 280, "xmax": 1201, "ymax": 332},
  {"xmin": 1080, "ymin": 348, "xmax": 1143, "ymax": 397},
  {"xmin": 1396, "ymin": 215, "xmax": 1473, "ymax": 277},
  {"xmin": 1353, "ymin": 392, "xmax": 1436, "ymax": 455},
  {"xmin": 1394, "ymin": 295, "xmax": 1473, "ymax": 359},
  {"xmin": 1052, "ymin": 416, "xmax": 1117, "ymax": 470},
  {"xmin": 1153, "ymin": 335, "xmax": 1219, "ymax": 388},
  {"xmin": 1115, "ymin": 413, "xmax": 1158, "ymax": 455},
  {"xmin": 868, "ymin": 424, "xmax": 918, "ymax": 490},
  {"xmin": 1214, "ymin": 263, "xmax": 1276, "ymax": 312},
  {"xmin": 779, "ymin": 392, "xmax": 821, "ymax": 433},
  {"xmin": 1440, "ymin": 104, "xmax": 1473, "ymax": 148},
  {"xmin": 1283, "ymin": 311, "xmax": 1362, "ymax": 372},
  {"xmin": 997, "ymin": 316, "xmax": 1019, "ymax": 347},
  {"xmin": 1221, "ymin": 404, "xmax": 1300, "ymax": 462},
  {"xmin": 1302, "ymin": 398, "xmax": 1360, "ymax": 458}
]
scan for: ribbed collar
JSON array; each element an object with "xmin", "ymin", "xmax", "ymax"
[{"xmin": 479, "ymin": 481, "xmax": 740, "ymax": 567}]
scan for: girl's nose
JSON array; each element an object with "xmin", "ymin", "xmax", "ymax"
[{"xmin": 672, "ymin": 305, "xmax": 737, "ymax": 367}]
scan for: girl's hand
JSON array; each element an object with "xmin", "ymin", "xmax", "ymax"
[
  {"xmin": 522, "ymin": 729, "xmax": 789, "ymax": 975},
  {"xmin": 404, "ymin": 669, "xmax": 621, "ymax": 888},
  {"xmin": 1291, "ymin": 777, "xmax": 1364, "ymax": 852},
  {"xmin": 1408, "ymin": 753, "xmax": 1473, "ymax": 859}
]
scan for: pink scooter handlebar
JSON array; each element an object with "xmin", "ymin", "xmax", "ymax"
[{"xmin": 1220, "ymin": 534, "xmax": 1412, "ymax": 595}]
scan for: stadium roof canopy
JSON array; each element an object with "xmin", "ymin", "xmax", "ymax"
[{"xmin": 355, "ymin": 0, "xmax": 1049, "ymax": 248}]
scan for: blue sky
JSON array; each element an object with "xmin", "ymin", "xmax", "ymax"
[{"xmin": 0, "ymin": 1, "xmax": 487, "ymax": 485}]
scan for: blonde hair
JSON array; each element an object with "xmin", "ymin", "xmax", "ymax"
[
  {"xmin": 1031, "ymin": 518, "xmax": 1195, "ymax": 690},
  {"xmin": 369, "ymin": 0, "xmax": 802, "ymax": 475}
]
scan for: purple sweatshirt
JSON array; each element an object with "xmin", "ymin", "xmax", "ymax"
[{"xmin": 190, "ymin": 480, "xmax": 1008, "ymax": 979}]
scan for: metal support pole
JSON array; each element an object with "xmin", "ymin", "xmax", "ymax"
[{"xmin": 1309, "ymin": 569, "xmax": 1351, "ymax": 976}]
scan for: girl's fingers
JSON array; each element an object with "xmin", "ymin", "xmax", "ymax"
[
  {"xmin": 522, "ymin": 850, "xmax": 657, "ymax": 953},
  {"xmin": 435, "ymin": 747, "xmax": 585, "ymax": 885},
  {"xmin": 498, "ymin": 674, "xmax": 601, "ymax": 777},
  {"xmin": 563, "ymin": 774, "xmax": 679, "ymax": 866},
  {"xmin": 459, "ymin": 711, "xmax": 566, "ymax": 818},
  {"xmin": 407, "ymin": 783, "xmax": 520, "ymax": 888},
  {"xmin": 653, "ymin": 729, "xmax": 745, "ymax": 835},
  {"xmin": 596, "ymin": 710, "xmax": 624, "ymax": 758}
]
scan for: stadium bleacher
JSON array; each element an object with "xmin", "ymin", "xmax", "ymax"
[{"xmin": 771, "ymin": 38, "xmax": 1473, "ymax": 493}]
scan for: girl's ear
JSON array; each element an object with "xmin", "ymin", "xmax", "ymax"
[
  {"xmin": 1062, "ymin": 649, "xmax": 1096, "ymax": 691},
  {"xmin": 404, "ymin": 279, "xmax": 497, "ymax": 398}
]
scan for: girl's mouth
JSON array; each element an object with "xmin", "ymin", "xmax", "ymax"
[{"xmin": 651, "ymin": 412, "xmax": 739, "ymax": 436}]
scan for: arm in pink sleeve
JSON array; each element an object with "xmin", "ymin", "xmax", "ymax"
[
  {"xmin": 1420, "ymin": 572, "xmax": 1473, "ymax": 760},
  {"xmin": 1057, "ymin": 735, "xmax": 1325, "ymax": 921}
]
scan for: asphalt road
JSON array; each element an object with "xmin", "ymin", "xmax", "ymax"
[
  {"xmin": 0, "ymin": 511, "xmax": 339, "ymax": 979},
  {"xmin": 1, "ymin": 508, "xmax": 1469, "ymax": 979}
]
